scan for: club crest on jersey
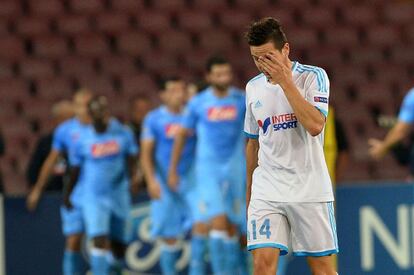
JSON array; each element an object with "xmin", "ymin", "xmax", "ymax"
[
  {"xmin": 207, "ymin": 106, "xmax": 237, "ymax": 121},
  {"xmin": 258, "ymin": 113, "xmax": 298, "ymax": 134},
  {"xmin": 91, "ymin": 140, "xmax": 120, "ymax": 158},
  {"xmin": 165, "ymin": 123, "xmax": 181, "ymax": 138}
]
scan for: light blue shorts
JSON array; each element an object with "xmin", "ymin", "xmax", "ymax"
[
  {"xmin": 82, "ymin": 195, "xmax": 131, "ymax": 244},
  {"xmin": 60, "ymin": 205, "xmax": 84, "ymax": 236},
  {"xmin": 150, "ymin": 169, "xmax": 204, "ymax": 238}
]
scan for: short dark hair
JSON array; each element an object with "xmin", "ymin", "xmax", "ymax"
[
  {"xmin": 130, "ymin": 93, "xmax": 150, "ymax": 106},
  {"xmin": 245, "ymin": 17, "xmax": 288, "ymax": 50},
  {"xmin": 206, "ymin": 56, "xmax": 229, "ymax": 72},
  {"xmin": 158, "ymin": 76, "xmax": 182, "ymax": 90}
]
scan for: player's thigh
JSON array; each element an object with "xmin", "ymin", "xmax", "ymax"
[
  {"xmin": 307, "ymin": 255, "xmax": 337, "ymax": 275},
  {"xmin": 286, "ymin": 202, "xmax": 338, "ymax": 256},
  {"xmin": 195, "ymin": 165, "xmax": 226, "ymax": 220},
  {"xmin": 252, "ymin": 247, "xmax": 280, "ymax": 275},
  {"xmin": 83, "ymin": 198, "xmax": 111, "ymax": 240},
  {"xmin": 150, "ymin": 190, "xmax": 184, "ymax": 239},
  {"xmin": 225, "ymin": 170, "xmax": 246, "ymax": 234},
  {"xmin": 60, "ymin": 205, "xmax": 84, "ymax": 237},
  {"xmin": 247, "ymin": 199, "xmax": 289, "ymax": 255},
  {"xmin": 181, "ymin": 171, "xmax": 207, "ymax": 226},
  {"xmin": 66, "ymin": 233, "xmax": 83, "ymax": 251}
]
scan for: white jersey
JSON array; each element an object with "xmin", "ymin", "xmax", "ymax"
[{"xmin": 244, "ymin": 61, "xmax": 334, "ymax": 203}]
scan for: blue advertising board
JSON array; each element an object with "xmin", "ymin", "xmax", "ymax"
[
  {"xmin": 3, "ymin": 183, "xmax": 414, "ymax": 274},
  {"xmin": 336, "ymin": 183, "xmax": 414, "ymax": 275}
]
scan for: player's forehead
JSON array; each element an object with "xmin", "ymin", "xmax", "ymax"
[
  {"xmin": 250, "ymin": 41, "xmax": 278, "ymax": 57},
  {"xmin": 209, "ymin": 63, "xmax": 231, "ymax": 74},
  {"xmin": 165, "ymin": 80, "xmax": 185, "ymax": 90}
]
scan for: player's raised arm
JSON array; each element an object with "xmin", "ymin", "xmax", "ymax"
[{"xmin": 258, "ymin": 52, "xmax": 326, "ymax": 136}]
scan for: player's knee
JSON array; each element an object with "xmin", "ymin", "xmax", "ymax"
[
  {"xmin": 65, "ymin": 234, "xmax": 83, "ymax": 251},
  {"xmin": 192, "ymin": 222, "xmax": 209, "ymax": 235},
  {"xmin": 253, "ymin": 253, "xmax": 277, "ymax": 275},
  {"xmin": 227, "ymin": 223, "xmax": 238, "ymax": 237},
  {"xmin": 93, "ymin": 236, "xmax": 109, "ymax": 249},
  {"xmin": 211, "ymin": 215, "xmax": 228, "ymax": 231},
  {"xmin": 163, "ymin": 238, "xmax": 177, "ymax": 246},
  {"xmin": 309, "ymin": 258, "xmax": 336, "ymax": 275}
]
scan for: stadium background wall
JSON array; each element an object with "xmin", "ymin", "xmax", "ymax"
[{"xmin": 2, "ymin": 184, "xmax": 414, "ymax": 275}]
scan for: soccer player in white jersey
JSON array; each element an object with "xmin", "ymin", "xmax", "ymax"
[{"xmin": 243, "ymin": 17, "xmax": 338, "ymax": 275}]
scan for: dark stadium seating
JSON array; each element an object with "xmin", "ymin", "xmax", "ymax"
[{"xmin": 1, "ymin": 0, "xmax": 414, "ymax": 193}]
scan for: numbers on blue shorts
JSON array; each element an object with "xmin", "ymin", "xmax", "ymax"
[{"xmin": 251, "ymin": 219, "xmax": 271, "ymax": 240}]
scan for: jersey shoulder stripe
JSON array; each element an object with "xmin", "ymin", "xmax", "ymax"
[{"xmin": 296, "ymin": 64, "xmax": 328, "ymax": 93}]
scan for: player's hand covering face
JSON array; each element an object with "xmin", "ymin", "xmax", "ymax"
[{"xmin": 250, "ymin": 41, "xmax": 291, "ymax": 85}]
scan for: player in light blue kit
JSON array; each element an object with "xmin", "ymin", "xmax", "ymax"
[
  {"xmin": 65, "ymin": 96, "xmax": 139, "ymax": 275},
  {"xmin": 169, "ymin": 57, "xmax": 248, "ymax": 275},
  {"xmin": 141, "ymin": 77, "xmax": 206, "ymax": 275},
  {"xmin": 27, "ymin": 89, "xmax": 92, "ymax": 275}
]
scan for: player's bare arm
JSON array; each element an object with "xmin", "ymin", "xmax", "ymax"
[
  {"xmin": 168, "ymin": 126, "xmax": 188, "ymax": 190},
  {"xmin": 127, "ymin": 154, "xmax": 140, "ymax": 195},
  {"xmin": 26, "ymin": 149, "xmax": 61, "ymax": 211},
  {"xmin": 369, "ymin": 120, "xmax": 411, "ymax": 160},
  {"xmin": 246, "ymin": 138, "xmax": 259, "ymax": 210},
  {"xmin": 63, "ymin": 166, "xmax": 80, "ymax": 209},
  {"xmin": 259, "ymin": 53, "xmax": 325, "ymax": 136},
  {"xmin": 140, "ymin": 139, "xmax": 161, "ymax": 199}
]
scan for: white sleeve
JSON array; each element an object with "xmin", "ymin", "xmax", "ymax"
[
  {"xmin": 305, "ymin": 68, "xmax": 330, "ymax": 117},
  {"xmin": 244, "ymin": 84, "xmax": 259, "ymax": 139}
]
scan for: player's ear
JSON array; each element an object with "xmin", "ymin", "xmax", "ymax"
[{"xmin": 282, "ymin": 43, "xmax": 290, "ymax": 57}]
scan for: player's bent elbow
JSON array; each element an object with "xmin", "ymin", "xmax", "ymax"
[{"xmin": 308, "ymin": 123, "xmax": 324, "ymax": 137}]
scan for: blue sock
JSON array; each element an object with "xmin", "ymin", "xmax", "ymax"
[
  {"xmin": 189, "ymin": 235, "xmax": 207, "ymax": 275},
  {"xmin": 224, "ymin": 236, "xmax": 239, "ymax": 273},
  {"xmin": 90, "ymin": 248, "xmax": 110, "ymax": 275},
  {"xmin": 63, "ymin": 250, "xmax": 83, "ymax": 275},
  {"xmin": 160, "ymin": 244, "xmax": 181, "ymax": 275},
  {"xmin": 106, "ymin": 252, "xmax": 124, "ymax": 275},
  {"xmin": 208, "ymin": 230, "xmax": 227, "ymax": 275}
]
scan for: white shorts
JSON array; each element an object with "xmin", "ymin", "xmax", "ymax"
[{"xmin": 247, "ymin": 199, "xmax": 339, "ymax": 257}]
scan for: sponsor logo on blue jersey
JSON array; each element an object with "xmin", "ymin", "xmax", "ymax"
[
  {"xmin": 91, "ymin": 140, "xmax": 120, "ymax": 158},
  {"xmin": 207, "ymin": 106, "xmax": 237, "ymax": 121},
  {"xmin": 258, "ymin": 113, "xmax": 298, "ymax": 134}
]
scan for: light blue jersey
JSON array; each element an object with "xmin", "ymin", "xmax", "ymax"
[
  {"xmin": 141, "ymin": 106, "xmax": 196, "ymax": 182},
  {"xmin": 52, "ymin": 117, "xmax": 89, "ymax": 205},
  {"xmin": 71, "ymin": 118, "xmax": 138, "ymax": 242},
  {"xmin": 141, "ymin": 106, "xmax": 202, "ymax": 238},
  {"xmin": 183, "ymin": 86, "xmax": 246, "ymax": 225},
  {"xmin": 71, "ymin": 118, "xmax": 137, "ymax": 200},
  {"xmin": 399, "ymin": 88, "xmax": 414, "ymax": 123},
  {"xmin": 183, "ymin": 87, "xmax": 246, "ymax": 162}
]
